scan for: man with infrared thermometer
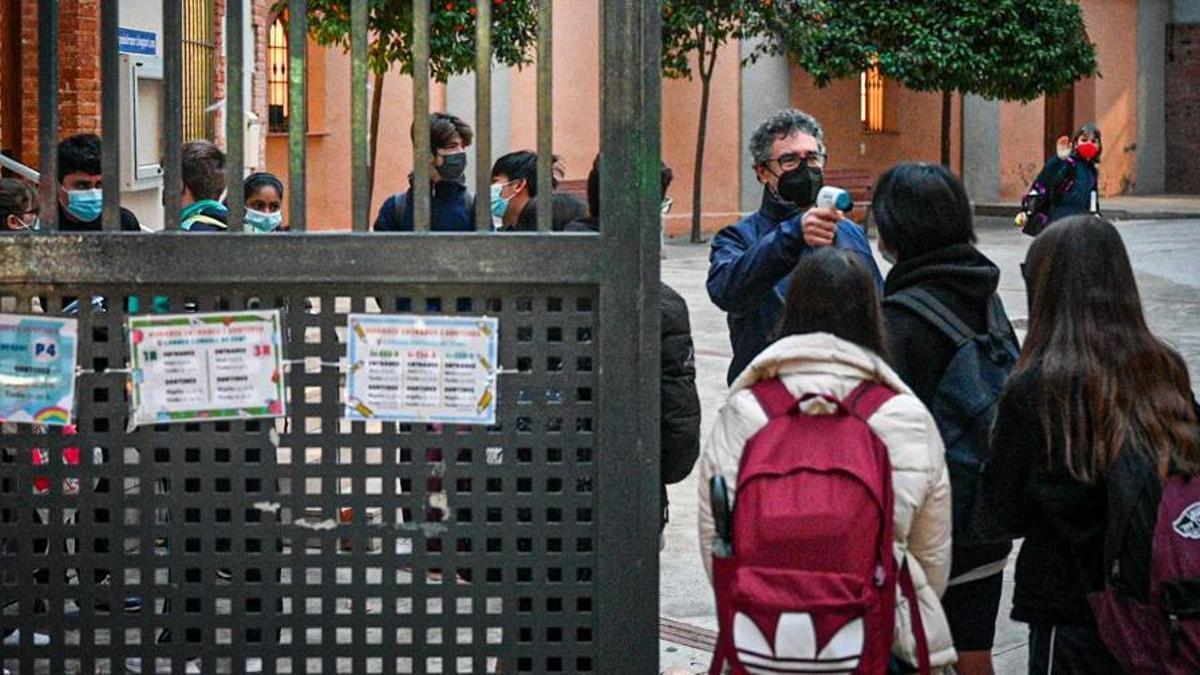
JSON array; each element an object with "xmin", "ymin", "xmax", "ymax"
[{"xmin": 707, "ymin": 109, "xmax": 882, "ymax": 385}]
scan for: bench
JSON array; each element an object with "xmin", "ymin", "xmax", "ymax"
[{"xmin": 824, "ymin": 168, "xmax": 875, "ymax": 222}]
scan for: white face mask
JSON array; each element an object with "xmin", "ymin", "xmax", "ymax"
[{"xmin": 245, "ymin": 208, "xmax": 283, "ymax": 233}]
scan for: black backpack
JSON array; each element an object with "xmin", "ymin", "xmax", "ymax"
[{"xmin": 884, "ymin": 288, "xmax": 1019, "ymax": 546}]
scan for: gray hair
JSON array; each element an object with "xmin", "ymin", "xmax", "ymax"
[{"xmin": 750, "ymin": 109, "xmax": 826, "ymax": 166}]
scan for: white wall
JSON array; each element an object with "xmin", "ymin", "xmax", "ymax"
[{"xmin": 118, "ymin": 0, "xmax": 165, "ymax": 230}]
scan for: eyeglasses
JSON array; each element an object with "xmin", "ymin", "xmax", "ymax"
[{"xmin": 769, "ymin": 151, "xmax": 827, "ymax": 172}]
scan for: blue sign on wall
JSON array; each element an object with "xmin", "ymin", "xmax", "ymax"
[{"xmin": 118, "ymin": 27, "xmax": 157, "ymax": 56}]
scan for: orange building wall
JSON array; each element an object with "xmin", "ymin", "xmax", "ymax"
[
  {"xmin": 505, "ymin": 3, "xmax": 742, "ymax": 237},
  {"xmin": 787, "ymin": 67, "xmax": 962, "ymax": 192},
  {"xmin": 661, "ymin": 45, "xmax": 743, "ymax": 236},
  {"xmin": 506, "ymin": 1, "xmax": 600, "ymax": 186},
  {"xmin": 267, "ymin": 43, "xmax": 439, "ymax": 231},
  {"xmin": 998, "ymin": 100, "xmax": 1045, "ymax": 200}
]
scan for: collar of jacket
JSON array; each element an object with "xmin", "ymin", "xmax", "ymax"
[
  {"xmin": 729, "ymin": 332, "xmax": 913, "ymax": 398},
  {"xmin": 757, "ymin": 185, "xmax": 801, "ymax": 224},
  {"xmin": 180, "ymin": 199, "xmax": 226, "ymax": 221}
]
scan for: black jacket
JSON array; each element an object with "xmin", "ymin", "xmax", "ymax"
[
  {"xmin": 882, "ymin": 243, "xmax": 1015, "ymax": 575},
  {"xmin": 56, "ymin": 203, "xmax": 141, "ymax": 232},
  {"xmin": 984, "ymin": 365, "xmax": 1109, "ymax": 626},
  {"xmin": 661, "ymin": 282, "xmax": 701, "ymax": 489}
]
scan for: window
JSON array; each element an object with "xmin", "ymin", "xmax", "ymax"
[
  {"xmin": 860, "ymin": 61, "xmax": 885, "ymax": 133},
  {"xmin": 268, "ymin": 14, "xmax": 289, "ymax": 132},
  {"xmin": 183, "ymin": 0, "xmax": 216, "ymax": 140}
]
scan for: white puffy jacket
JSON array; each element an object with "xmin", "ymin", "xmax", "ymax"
[{"xmin": 698, "ymin": 332, "xmax": 956, "ymax": 670}]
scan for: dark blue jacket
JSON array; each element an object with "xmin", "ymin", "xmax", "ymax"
[
  {"xmin": 373, "ymin": 178, "xmax": 474, "ymax": 232},
  {"xmin": 707, "ymin": 188, "xmax": 884, "ymax": 385}
]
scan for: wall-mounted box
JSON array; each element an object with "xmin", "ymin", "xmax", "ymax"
[{"xmin": 119, "ymin": 53, "xmax": 164, "ymax": 191}]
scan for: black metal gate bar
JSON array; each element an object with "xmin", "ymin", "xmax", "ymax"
[
  {"xmin": 36, "ymin": 0, "xmax": 58, "ymax": 232},
  {"xmin": 410, "ymin": 0, "xmax": 432, "ymax": 233},
  {"xmin": 350, "ymin": 0, "xmax": 369, "ymax": 232},
  {"xmin": 226, "ymin": 0, "xmax": 246, "ymax": 231},
  {"xmin": 596, "ymin": 0, "xmax": 663, "ymax": 671},
  {"xmin": 473, "ymin": 0, "xmax": 492, "ymax": 232},
  {"xmin": 287, "ymin": 0, "xmax": 308, "ymax": 233},
  {"xmin": 100, "ymin": 0, "xmax": 122, "ymax": 232},
  {"xmin": 163, "ymin": 0, "xmax": 184, "ymax": 231},
  {"xmin": 535, "ymin": 0, "xmax": 553, "ymax": 233}
]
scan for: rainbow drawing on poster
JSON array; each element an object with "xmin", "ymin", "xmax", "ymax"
[{"xmin": 34, "ymin": 407, "xmax": 71, "ymax": 425}]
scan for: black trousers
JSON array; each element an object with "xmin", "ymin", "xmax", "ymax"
[{"xmin": 1027, "ymin": 623, "xmax": 1123, "ymax": 674}]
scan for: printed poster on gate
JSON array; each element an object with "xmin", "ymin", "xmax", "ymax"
[
  {"xmin": 128, "ymin": 310, "xmax": 285, "ymax": 427},
  {"xmin": 345, "ymin": 314, "xmax": 498, "ymax": 425},
  {"xmin": 0, "ymin": 313, "xmax": 78, "ymax": 426}
]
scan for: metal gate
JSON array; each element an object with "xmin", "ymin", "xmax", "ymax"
[{"xmin": 1, "ymin": 1, "xmax": 662, "ymax": 673}]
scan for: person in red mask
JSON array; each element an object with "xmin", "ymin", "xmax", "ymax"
[{"xmin": 1015, "ymin": 123, "xmax": 1103, "ymax": 236}]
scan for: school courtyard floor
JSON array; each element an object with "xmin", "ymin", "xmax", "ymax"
[{"xmin": 657, "ymin": 216, "xmax": 1200, "ymax": 673}]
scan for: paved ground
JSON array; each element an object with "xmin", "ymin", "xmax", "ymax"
[{"xmin": 658, "ymin": 218, "xmax": 1200, "ymax": 673}]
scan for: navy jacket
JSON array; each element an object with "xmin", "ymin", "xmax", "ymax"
[
  {"xmin": 707, "ymin": 188, "xmax": 883, "ymax": 385},
  {"xmin": 373, "ymin": 179, "xmax": 473, "ymax": 232}
]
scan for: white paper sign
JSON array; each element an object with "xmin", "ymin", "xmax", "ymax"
[
  {"xmin": 128, "ymin": 310, "xmax": 285, "ymax": 426},
  {"xmin": 345, "ymin": 314, "xmax": 498, "ymax": 425}
]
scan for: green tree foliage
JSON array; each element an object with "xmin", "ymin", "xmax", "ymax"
[
  {"xmin": 279, "ymin": 0, "xmax": 539, "ymax": 201},
  {"xmin": 662, "ymin": 1, "xmax": 773, "ymax": 242},
  {"xmin": 296, "ymin": 0, "xmax": 538, "ymax": 81},
  {"xmin": 765, "ymin": 0, "xmax": 1099, "ymax": 165}
]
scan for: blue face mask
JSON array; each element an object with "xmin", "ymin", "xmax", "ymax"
[
  {"xmin": 489, "ymin": 183, "xmax": 511, "ymax": 220},
  {"xmin": 245, "ymin": 208, "xmax": 283, "ymax": 233},
  {"xmin": 65, "ymin": 188, "xmax": 103, "ymax": 222}
]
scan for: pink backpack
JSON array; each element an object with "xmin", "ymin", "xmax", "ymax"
[
  {"xmin": 1088, "ymin": 462, "xmax": 1200, "ymax": 674},
  {"xmin": 710, "ymin": 379, "xmax": 931, "ymax": 675}
]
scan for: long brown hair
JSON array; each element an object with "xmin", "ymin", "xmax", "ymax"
[
  {"xmin": 1015, "ymin": 216, "xmax": 1199, "ymax": 482},
  {"xmin": 776, "ymin": 247, "xmax": 889, "ymax": 360}
]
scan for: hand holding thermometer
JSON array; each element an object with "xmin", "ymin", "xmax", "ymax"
[{"xmin": 711, "ymin": 475, "xmax": 734, "ymax": 558}]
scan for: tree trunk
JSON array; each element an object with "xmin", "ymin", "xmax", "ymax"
[
  {"xmin": 690, "ymin": 39, "xmax": 718, "ymax": 244},
  {"xmin": 367, "ymin": 71, "xmax": 385, "ymax": 205},
  {"xmin": 940, "ymin": 89, "xmax": 952, "ymax": 168}
]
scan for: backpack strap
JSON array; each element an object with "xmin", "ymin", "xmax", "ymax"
[
  {"xmin": 750, "ymin": 378, "xmax": 796, "ymax": 419},
  {"xmin": 898, "ymin": 558, "xmax": 933, "ymax": 675},
  {"xmin": 844, "ymin": 380, "xmax": 896, "ymax": 421},
  {"xmin": 884, "ymin": 288, "xmax": 974, "ymax": 348}
]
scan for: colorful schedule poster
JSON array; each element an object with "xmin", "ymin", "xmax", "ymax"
[
  {"xmin": 0, "ymin": 314, "xmax": 78, "ymax": 426},
  {"xmin": 129, "ymin": 310, "xmax": 285, "ymax": 427},
  {"xmin": 345, "ymin": 314, "xmax": 499, "ymax": 425}
]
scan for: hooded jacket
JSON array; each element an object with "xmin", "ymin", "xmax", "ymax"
[
  {"xmin": 180, "ymin": 199, "xmax": 229, "ymax": 232},
  {"xmin": 698, "ymin": 333, "xmax": 956, "ymax": 670},
  {"xmin": 882, "ymin": 243, "xmax": 1017, "ymax": 579},
  {"xmin": 707, "ymin": 188, "xmax": 883, "ymax": 385}
]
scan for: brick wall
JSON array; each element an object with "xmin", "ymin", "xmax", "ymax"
[
  {"xmin": 19, "ymin": 0, "xmax": 102, "ymax": 169},
  {"xmin": 1166, "ymin": 24, "xmax": 1200, "ymax": 194},
  {"xmin": 252, "ymin": 0, "xmax": 271, "ymax": 167}
]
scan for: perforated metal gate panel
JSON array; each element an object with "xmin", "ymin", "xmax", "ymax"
[{"xmin": 0, "ymin": 284, "xmax": 608, "ymax": 674}]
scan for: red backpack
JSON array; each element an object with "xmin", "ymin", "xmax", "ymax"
[
  {"xmin": 1087, "ymin": 448, "xmax": 1200, "ymax": 674},
  {"xmin": 710, "ymin": 379, "xmax": 931, "ymax": 675}
]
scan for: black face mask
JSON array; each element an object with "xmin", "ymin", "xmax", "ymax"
[
  {"xmin": 776, "ymin": 166, "xmax": 823, "ymax": 209},
  {"xmin": 437, "ymin": 152, "xmax": 467, "ymax": 181}
]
